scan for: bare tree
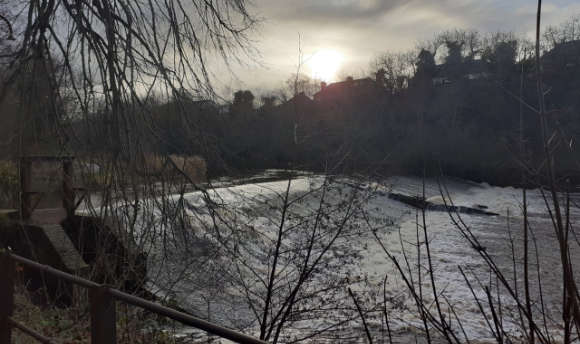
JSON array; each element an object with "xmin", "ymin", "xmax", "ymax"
[
  {"xmin": 0, "ymin": 0, "xmax": 259, "ymax": 327},
  {"xmin": 543, "ymin": 15, "xmax": 580, "ymax": 50},
  {"xmin": 1, "ymin": 0, "xmax": 256, "ymax": 156},
  {"xmin": 371, "ymin": 51, "xmax": 415, "ymax": 93},
  {"xmin": 284, "ymin": 73, "xmax": 321, "ymax": 99}
]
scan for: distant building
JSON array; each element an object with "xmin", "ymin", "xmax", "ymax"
[
  {"xmin": 313, "ymin": 76, "xmax": 383, "ymax": 103},
  {"xmin": 278, "ymin": 92, "xmax": 315, "ymax": 114},
  {"xmin": 275, "ymin": 92, "xmax": 315, "ymax": 122},
  {"xmin": 431, "ymin": 59, "xmax": 490, "ymax": 86},
  {"xmin": 274, "ymin": 92, "xmax": 317, "ymax": 145},
  {"xmin": 432, "ymin": 75, "xmax": 452, "ymax": 86}
]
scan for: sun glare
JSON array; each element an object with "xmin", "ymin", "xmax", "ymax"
[{"xmin": 308, "ymin": 50, "xmax": 343, "ymax": 82}]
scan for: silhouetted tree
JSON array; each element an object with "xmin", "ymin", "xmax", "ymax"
[
  {"xmin": 445, "ymin": 41, "xmax": 464, "ymax": 65},
  {"xmin": 492, "ymin": 41, "xmax": 517, "ymax": 78},
  {"xmin": 372, "ymin": 52, "xmax": 414, "ymax": 93},
  {"xmin": 375, "ymin": 68, "xmax": 386, "ymax": 88},
  {"xmin": 232, "ymin": 90, "xmax": 255, "ymax": 114},
  {"xmin": 437, "ymin": 29, "xmax": 482, "ymax": 60},
  {"xmin": 444, "ymin": 40, "xmax": 465, "ymax": 78},
  {"xmin": 413, "ymin": 49, "xmax": 436, "ymax": 87},
  {"xmin": 416, "ymin": 49, "xmax": 436, "ymax": 76},
  {"xmin": 543, "ymin": 15, "xmax": 580, "ymax": 49}
]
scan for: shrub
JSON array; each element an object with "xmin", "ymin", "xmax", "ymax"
[
  {"xmin": 12, "ymin": 284, "xmax": 186, "ymax": 343},
  {"xmin": 0, "ymin": 160, "xmax": 18, "ymax": 208}
]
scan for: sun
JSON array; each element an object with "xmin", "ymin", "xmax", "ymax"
[{"xmin": 308, "ymin": 50, "xmax": 343, "ymax": 82}]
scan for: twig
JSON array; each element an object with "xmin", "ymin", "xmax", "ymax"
[{"xmin": 348, "ymin": 287, "xmax": 374, "ymax": 344}]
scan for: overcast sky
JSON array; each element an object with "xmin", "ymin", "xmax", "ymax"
[{"xmin": 215, "ymin": 0, "xmax": 580, "ymax": 96}]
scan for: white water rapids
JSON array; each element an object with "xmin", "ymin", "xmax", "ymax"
[{"xmin": 138, "ymin": 172, "xmax": 580, "ymax": 343}]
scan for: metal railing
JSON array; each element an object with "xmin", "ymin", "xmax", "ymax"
[{"xmin": 0, "ymin": 250, "xmax": 266, "ymax": 344}]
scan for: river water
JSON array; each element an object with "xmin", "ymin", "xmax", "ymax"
[{"xmin": 141, "ymin": 172, "xmax": 580, "ymax": 343}]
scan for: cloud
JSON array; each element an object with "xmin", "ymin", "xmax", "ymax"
[{"xmin": 257, "ymin": 0, "xmax": 408, "ymax": 24}]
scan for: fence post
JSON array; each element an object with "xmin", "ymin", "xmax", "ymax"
[
  {"xmin": 0, "ymin": 252, "xmax": 15, "ymax": 343},
  {"xmin": 89, "ymin": 286, "xmax": 116, "ymax": 344}
]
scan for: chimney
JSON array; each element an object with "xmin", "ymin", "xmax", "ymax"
[{"xmin": 346, "ymin": 76, "xmax": 354, "ymax": 87}]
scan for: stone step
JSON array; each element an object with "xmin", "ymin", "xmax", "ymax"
[
  {"xmin": 29, "ymin": 208, "xmax": 68, "ymax": 225},
  {"xmin": 41, "ymin": 224, "xmax": 88, "ymax": 272}
]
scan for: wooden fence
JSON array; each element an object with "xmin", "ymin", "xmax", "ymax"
[{"xmin": 0, "ymin": 250, "xmax": 266, "ymax": 344}]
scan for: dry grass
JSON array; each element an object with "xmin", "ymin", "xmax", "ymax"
[
  {"xmin": 138, "ymin": 153, "xmax": 207, "ymax": 183},
  {"xmin": 168, "ymin": 154, "xmax": 207, "ymax": 184},
  {"xmin": 11, "ymin": 284, "xmax": 185, "ymax": 343},
  {"xmin": 141, "ymin": 154, "xmax": 167, "ymax": 176},
  {"xmin": 12, "ymin": 285, "xmax": 90, "ymax": 343},
  {"xmin": 72, "ymin": 153, "xmax": 207, "ymax": 188}
]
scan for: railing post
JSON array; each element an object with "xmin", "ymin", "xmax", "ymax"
[
  {"xmin": 89, "ymin": 286, "xmax": 116, "ymax": 344},
  {"xmin": 0, "ymin": 252, "xmax": 15, "ymax": 343}
]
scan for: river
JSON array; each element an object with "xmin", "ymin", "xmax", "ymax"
[{"xmin": 140, "ymin": 172, "xmax": 580, "ymax": 343}]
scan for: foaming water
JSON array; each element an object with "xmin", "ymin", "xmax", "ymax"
[{"xmin": 142, "ymin": 173, "xmax": 580, "ymax": 342}]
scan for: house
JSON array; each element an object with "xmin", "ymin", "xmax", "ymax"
[
  {"xmin": 431, "ymin": 59, "xmax": 491, "ymax": 86},
  {"xmin": 277, "ymin": 92, "xmax": 315, "ymax": 116},
  {"xmin": 432, "ymin": 75, "xmax": 452, "ymax": 86},
  {"xmin": 313, "ymin": 76, "xmax": 383, "ymax": 103}
]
